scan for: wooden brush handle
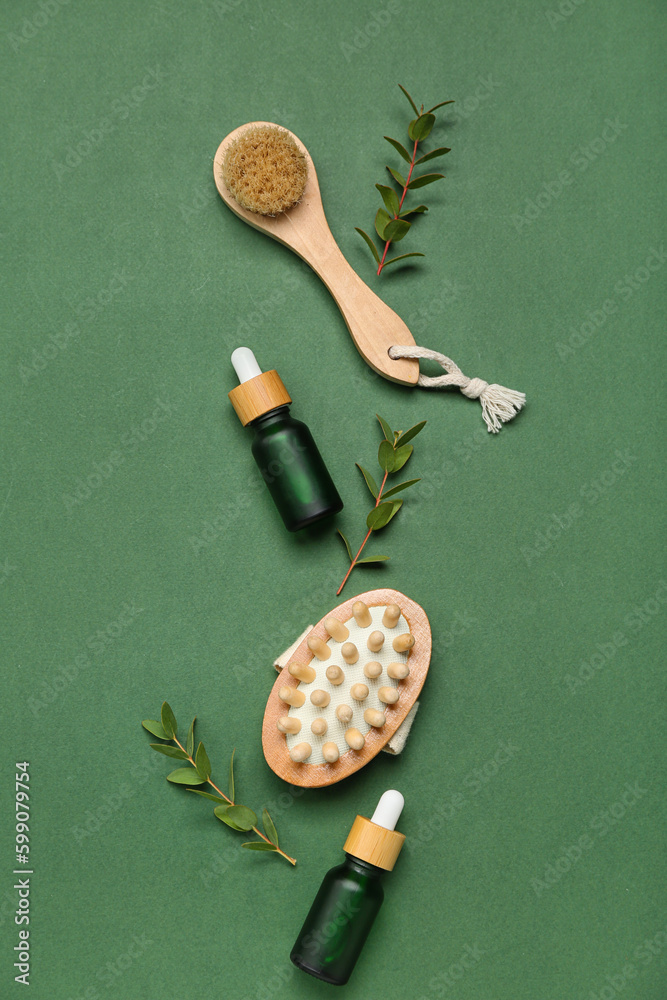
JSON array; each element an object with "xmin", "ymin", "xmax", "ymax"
[
  {"xmin": 305, "ymin": 237, "xmax": 419, "ymax": 386},
  {"xmin": 214, "ymin": 123, "xmax": 420, "ymax": 386}
]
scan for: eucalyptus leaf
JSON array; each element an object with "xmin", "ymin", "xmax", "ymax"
[
  {"xmin": 142, "ymin": 710, "xmax": 297, "ymax": 863},
  {"xmin": 355, "ymin": 227, "xmax": 380, "ymax": 263},
  {"xmin": 415, "ymin": 146, "xmax": 451, "ymax": 165},
  {"xmin": 374, "ymin": 207, "xmax": 392, "ymax": 241},
  {"xmin": 150, "ymin": 743, "xmax": 189, "ymax": 760},
  {"xmin": 367, "ymin": 503, "xmax": 392, "ymax": 530},
  {"xmin": 215, "ymin": 805, "xmax": 246, "ymax": 831},
  {"xmin": 367, "ymin": 500, "xmax": 402, "ymax": 531},
  {"xmin": 383, "ymin": 218, "xmax": 411, "ymax": 243},
  {"xmin": 188, "ymin": 789, "xmax": 228, "ymax": 804},
  {"xmin": 356, "ymin": 463, "xmax": 378, "ymax": 498},
  {"xmin": 408, "ymin": 113, "xmax": 435, "ymax": 142},
  {"xmin": 378, "ymin": 439, "xmax": 395, "ymax": 473},
  {"xmin": 386, "ymin": 165, "xmax": 406, "ymax": 187},
  {"xmin": 242, "ymin": 842, "xmax": 278, "ymax": 852},
  {"xmin": 161, "ymin": 702, "xmax": 177, "ymax": 739},
  {"xmin": 337, "ymin": 407, "xmax": 425, "ymax": 598},
  {"xmin": 195, "ymin": 742, "xmax": 211, "ymax": 780},
  {"xmin": 398, "ymin": 205, "xmax": 428, "ymax": 218},
  {"xmin": 224, "ymin": 804, "xmax": 257, "ymax": 831},
  {"xmin": 375, "ymin": 183, "xmax": 400, "ymax": 216},
  {"xmin": 382, "ymin": 253, "xmax": 426, "ymax": 268},
  {"xmin": 229, "ymin": 748, "xmax": 235, "ymax": 803},
  {"xmin": 142, "ymin": 719, "xmax": 169, "ymax": 740},
  {"xmin": 388, "ymin": 498, "xmax": 404, "ymax": 520},
  {"xmin": 262, "ymin": 808, "xmax": 279, "ymax": 847},
  {"xmin": 337, "ymin": 530, "xmax": 353, "ymax": 561},
  {"xmin": 166, "ymin": 767, "xmax": 206, "ymax": 785},
  {"xmin": 357, "ymin": 89, "xmax": 452, "ymax": 278},
  {"xmin": 407, "ymin": 173, "xmax": 444, "ymax": 190},
  {"xmin": 384, "ymin": 135, "xmax": 412, "ymax": 163},
  {"xmin": 395, "ymin": 421, "xmax": 427, "ymax": 448},
  {"xmin": 398, "ymin": 83, "xmax": 419, "ymax": 115},
  {"xmin": 186, "ymin": 717, "xmax": 196, "ymax": 758},
  {"xmin": 426, "ymin": 99, "xmax": 455, "ymax": 113},
  {"xmin": 382, "ymin": 478, "xmax": 421, "ymax": 498},
  {"xmin": 392, "ymin": 445, "xmax": 414, "ymax": 471},
  {"xmin": 376, "ymin": 414, "xmax": 393, "ymax": 441}
]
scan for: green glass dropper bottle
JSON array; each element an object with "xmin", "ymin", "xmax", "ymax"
[
  {"xmin": 228, "ymin": 348, "xmax": 343, "ymax": 532},
  {"xmin": 290, "ymin": 789, "xmax": 406, "ymax": 985}
]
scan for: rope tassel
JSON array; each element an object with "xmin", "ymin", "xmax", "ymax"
[{"xmin": 389, "ymin": 345, "xmax": 526, "ymax": 433}]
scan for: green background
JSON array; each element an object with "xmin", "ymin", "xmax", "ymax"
[{"xmin": 1, "ymin": 0, "xmax": 665, "ymax": 997}]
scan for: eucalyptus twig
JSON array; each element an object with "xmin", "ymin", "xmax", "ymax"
[
  {"xmin": 336, "ymin": 414, "xmax": 426, "ymax": 595},
  {"xmin": 356, "ymin": 84, "xmax": 453, "ymax": 275},
  {"xmin": 142, "ymin": 702, "xmax": 296, "ymax": 865}
]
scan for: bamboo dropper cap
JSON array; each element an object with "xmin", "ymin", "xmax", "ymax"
[
  {"xmin": 343, "ymin": 789, "xmax": 406, "ymax": 871},
  {"xmin": 228, "ymin": 347, "xmax": 291, "ymax": 426}
]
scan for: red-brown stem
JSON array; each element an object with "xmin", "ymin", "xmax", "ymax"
[
  {"xmin": 377, "ymin": 121, "xmax": 422, "ymax": 276},
  {"xmin": 336, "ymin": 469, "xmax": 389, "ymax": 595},
  {"xmin": 173, "ymin": 736, "xmax": 296, "ymax": 865}
]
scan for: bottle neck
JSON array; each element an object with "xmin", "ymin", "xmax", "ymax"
[
  {"xmin": 343, "ymin": 853, "xmax": 385, "ymax": 878},
  {"xmin": 249, "ymin": 404, "xmax": 291, "ymax": 430}
]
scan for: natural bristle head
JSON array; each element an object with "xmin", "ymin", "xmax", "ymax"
[{"xmin": 222, "ymin": 125, "xmax": 308, "ymax": 216}]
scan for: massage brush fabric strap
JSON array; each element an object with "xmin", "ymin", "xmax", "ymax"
[{"xmin": 389, "ymin": 344, "xmax": 526, "ymax": 434}]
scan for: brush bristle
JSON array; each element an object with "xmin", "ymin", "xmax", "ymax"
[{"xmin": 222, "ymin": 125, "xmax": 308, "ymax": 216}]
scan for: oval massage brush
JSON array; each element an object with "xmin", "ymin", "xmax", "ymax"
[
  {"xmin": 214, "ymin": 122, "xmax": 419, "ymax": 386},
  {"xmin": 262, "ymin": 588, "xmax": 432, "ymax": 788},
  {"xmin": 214, "ymin": 123, "xmax": 526, "ymax": 430}
]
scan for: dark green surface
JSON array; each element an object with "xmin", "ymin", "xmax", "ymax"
[{"xmin": 1, "ymin": 2, "xmax": 665, "ymax": 998}]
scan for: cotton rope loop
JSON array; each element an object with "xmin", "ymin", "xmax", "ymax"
[{"xmin": 388, "ymin": 344, "xmax": 526, "ymax": 434}]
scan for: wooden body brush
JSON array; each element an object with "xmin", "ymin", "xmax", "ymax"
[
  {"xmin": 214, "ymin": 123, "xmax": 419, "ymax": 386},
  {"xmin": 215, "ymin": 122, "xmax": 526, "ymax": 431},
  {"xmin": 262, "ymin": 588, "xmax": 432, "ymax": 788}
]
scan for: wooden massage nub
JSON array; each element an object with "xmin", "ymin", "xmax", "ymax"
[{"xmin": 262, "ymin": 589, "xmax": 432, "ymax": 788}]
